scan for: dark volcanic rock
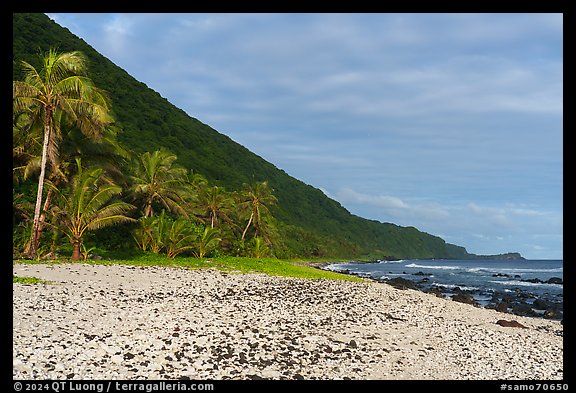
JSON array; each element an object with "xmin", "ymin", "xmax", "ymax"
[
  {"xmin": 522, "ymin": 278, "xmax": 544, "ymax": 284},
  {"xmin": 546, "ymin": 277, "xmax": 563, "ymax": 285},
  {"xmin": 496, "ymin": 320, "xmax": 528, "ymax": 329},
  {"xmin": 451, "ymin": 293, "xmax": 478, "ymax": 306},
  {"xmin": 426, "ymin": 287, "xmax": 444, "ymax": 298},
  {"xmin": 495, "ymin": 302, "xmax": 509, "ymax": 313},
  {"xmin": 386, "ymin": 277, "xmax": 418, "ymax": 290},
  {"xmin": 532, "ymin": 299, "xmax": 551, "ymax": 310},
  {"xmin": 511, "ymin": 302, "xmax": 537, "ymax": 317},
  {"xmin": 544, "ymin": 309, "xmax": 562, "ymax": 319}
]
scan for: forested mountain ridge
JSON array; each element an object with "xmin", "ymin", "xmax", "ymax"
[{"xmin": 13, "ymin": 13, "xmax": 512, "ymax": 260}]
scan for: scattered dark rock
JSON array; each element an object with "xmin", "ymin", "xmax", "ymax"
[
  {"xmin": 426, "ymin": 287, "xmax": 444, "ymax": 298},
  {"xmin": 238, "ymin": 352, "xmax": 248, "ymax": 364},
  {"xmin": 451, "ymin": 293, "xmax": 478, "ymax": 306},
  {"xmin": 511, "ymin": 302, "xmax": 537, "ymax": 317},
  {"xmin": 496, "ymin": 320, "xmax": 528, "ymax": 329},
  {"xmin": 522, "ymin": 278, "xmax": 544, "ymax": 284},
  {"xmin": 547, "ymin": 277, "xmax": 563, "ymax": 285},
  {"xmin": 544, "ymin": 309, "xmax": 562, "ymax": 319},
  {"xmin": 495, "ymin": 302, "xmax": 509, "ymax": 313},
  {"xmin": 492, "ymin": 273, "xmax": 511, "ymax": 278},
  {"xmin": 381, "ymin": 313, "xmax": 406, "ymax": 321},
  {"xmin": 349, "ymin": 340, "xmax": 358, "ymax": 349},
  {"xmin": 532, "ymin": 299, "xmax": 550, "ymax": 310},
  {"xmin": 246, "ymin": 374, "xmax": 265, "ymax": 380},
  {"xmin": 386, "ymin": 277, "xmax": 418, "ymax": 290},
  {"xmin": 413, "ymin": 271, "xmax": 432, "ymax": 276}
]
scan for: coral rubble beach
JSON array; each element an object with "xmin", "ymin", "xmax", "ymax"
[{"xmin": 13, "ymin": 264, "xmax": 563, "ymax": 380}]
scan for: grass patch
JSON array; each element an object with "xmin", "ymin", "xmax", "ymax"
[
  {"xmin": 13, "ymin": 255, "xmax": 362, "ymax": 282},
  {"xmin": 13, "ymin": 275, "xmax": 52, "ymax": 285}
]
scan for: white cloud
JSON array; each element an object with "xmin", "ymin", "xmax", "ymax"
[
  {"xmin": 46, "ymin": 13, "xmax": 562, "ymax": 259},
  {"xmin": 334, "ymin": 188, "xmax": 450, "ymax": 223},
  {"xmin": 328, "ymin": 187, "xmax": 562, "ymax": 258},
  {"xmin": 337, "ymin": 188, "xmax": 409, "ymax": 210},
  {"xmin": 100, "ymin": 14, "xmax": 136, "ymax": 55}
]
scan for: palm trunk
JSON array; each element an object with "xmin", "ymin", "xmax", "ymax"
[
  {"xmin": 241, "ymin": 212, "xmax": 253, "ymax": 241},
  {"xmin": 71, "ymin": 240, "xmax": 82, "ymax": 261},
  {"xmin": 36, "ymin": 186, "xmax": 55, "ymax": 247},
  {"xmin": 28, "ymin": 112, "xmax": 52, "ymax": 259},
  {"xmin": 211, "ymin": 211, "xmax": 218, "ymax": 229},
  {"xmin": 144, "ymin": 199, "xmax": 153, "ymax": 218}
]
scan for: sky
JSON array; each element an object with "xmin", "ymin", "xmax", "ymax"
[{"xmin": 45, "ymin": 13, "xmax": 563, "ymax": 259}]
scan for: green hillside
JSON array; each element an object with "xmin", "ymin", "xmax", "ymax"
[{"xmin": 12, "ymin": 12, "xmax": 480, "ymax": 260}]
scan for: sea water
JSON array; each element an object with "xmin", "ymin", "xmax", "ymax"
[{"xmin": 326, "ymin": 259, "xmax": 563, "ymax": 315}]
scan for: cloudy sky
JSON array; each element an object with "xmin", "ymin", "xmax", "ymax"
[{"xmin": 46, "ymin": 13, "xmax": 563, "ymax": 259}]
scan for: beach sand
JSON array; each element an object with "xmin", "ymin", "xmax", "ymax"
[{"xmin": 13, "ymin": 263, "xmax": 563, "ymax": 380}]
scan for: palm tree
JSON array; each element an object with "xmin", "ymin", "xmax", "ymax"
[
  {"xmin": 197, "ymin": 185, "xmax": 235, "ymax": 229},
  {"xmin": 14, "ymin": 119, "xmax": 127, "ymax": 255},
  {"xmin": 164, "ymin": 218, "xmax": 199, "ymax": 259},
  {"xmin": 13, "ymin": 49, "xmax": 113, "ymax": 259},
  {"xmin": 250, "ymin": 236, "xmax": 270, "ymax": 259},
  {"xmin": 47, "ymin": 159, "xmax": 135, "ymax": 260},
  {"xmin": 240, "ymin": 181, "xmax": 277, "ymax": 241},
  {"xmin": 129, "ymin": 150, "xmax": 190, "ymax": 218},
  {"xmin": 193, "ymin": 227, "xmax": 222, "ymax": 258}
]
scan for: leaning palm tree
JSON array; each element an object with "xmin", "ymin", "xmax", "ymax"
[
  {"xmin": 13, "ymin": 49, "xmax": 113, "ymax": 259},
  {"xmin": 240, "ymin": 181, "xmax": 277, "ymax": 241},
  {"xmin": 46, "ymin": 159, "xmax": 135, "ymax": 260},
  {"xmin": 129, "ymin": 150, "xmax": 190, "ymax": 218}
]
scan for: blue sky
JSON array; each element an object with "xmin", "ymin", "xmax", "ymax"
[{"xmin": 46, "ymin": 13, "xmax": 563, "ymax": 259}]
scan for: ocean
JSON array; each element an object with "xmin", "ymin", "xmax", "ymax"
[{"xmin": 325, "ymin": 259, "xmax": 563, "ymax": 319}]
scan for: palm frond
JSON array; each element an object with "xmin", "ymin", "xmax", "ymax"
[{"xmin": 85, "ymin": 213, "xmax": 136, "ymax": 233}]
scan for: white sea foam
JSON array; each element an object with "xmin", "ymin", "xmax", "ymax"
[
  {"xmin": 432, "ymin": 283, "xmax": 480, "ymax": 291},
  {"xmin": 324, "ymin": 264, "xmax": 347, "ymax": 272},
  {"xmin": 489, "ymin": 267, "xmax": 563, "ymax": 274},
  {"xmin": 489, "ymin": 280, "xmax": 563, "ymax": 289},
  {"xmin": 378, "ymin": 259, "xmax": 405, "ymax": 264},
  {"xmin": 405, "ymin": 263, "xmax": 460, "ymax": 270}
]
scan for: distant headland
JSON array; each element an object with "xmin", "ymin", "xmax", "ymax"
[{"xmin": 469, "ymin": 252, "xmax": 525, "ymax": 260}]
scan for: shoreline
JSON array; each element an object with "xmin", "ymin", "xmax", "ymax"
[
  {"xmin": 13, "ymin": 263, "xmax": 563, "ymax": 380},
  {"xmin": 319, "ymin": 260, "xmax": 563, "ymax": 322}
]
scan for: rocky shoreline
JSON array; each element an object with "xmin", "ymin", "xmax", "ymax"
[
  {"xmin": 326, "ymin": 266, "xmax": 563, "ymax": 321},
  {"xmin": 13, "ymin": 263, "xmax": 563, "ymax": 380}
]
